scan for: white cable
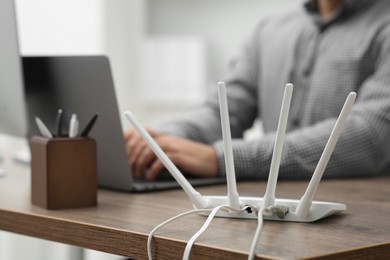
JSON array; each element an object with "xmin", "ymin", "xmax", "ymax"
[
  {"xmin": 247, "ymin": 205, "xmax": 289, "ymax": 259},
  {"xmin": 248, "ymin": 209, "xmax": 264, "ymax": 260},
  {"xmin": 148, "ymin": 205, "xmax": 251, "ymax": 260},
  {"xmin": 147, "ymin": 208, "xmax": 213, "ymax": 260},
  {"xmin": 182, "ymin": 206, "xmax": 225, "ymax": 259},
  {"xmin": 183, "ymin": 205, "xmax": 249, "ymax": 259}
]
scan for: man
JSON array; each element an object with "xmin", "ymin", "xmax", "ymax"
[{"xmin": 125, "ymin": 0, "xmax": 390, "ymax": 181}]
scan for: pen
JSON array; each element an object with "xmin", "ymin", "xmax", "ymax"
[
  {"xmin": 35, "ymin": 116, "xmax": 53, "ymax": 138},
  {"xmin": 55, "ymin": 108, "xmax": 63, "ymax": 137},
  {"xmin": 69, "ymin": 114, "xmax": 79, "ymax": 138},
  {"xmin": 80, "ymin": 113, "xmax": 99, "ymax": 137}
]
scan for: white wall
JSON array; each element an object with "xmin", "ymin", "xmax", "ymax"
[
  {"xmin": 104, "ymin": 0, "xmax": 146, "ymax": 129},
  {"xmin": 136, "ymin": 0, "xmax": 302, "ymax": 127},
  {"xmin": 16, "ymin": 0, "xmax": 105, "ymax": 55},
  {"xmin": 146, "ymin": 0, "xmax": 302, "ymax": 82}
]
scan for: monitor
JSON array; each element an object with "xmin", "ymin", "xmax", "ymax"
[{"xmin": 0, "ymin": 0, "xmax": 28, "ymax": 138}]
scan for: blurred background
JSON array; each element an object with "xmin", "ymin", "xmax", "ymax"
[{"xmin": 0, "ymin": 0, "xmax": 301, "ymax": 259}]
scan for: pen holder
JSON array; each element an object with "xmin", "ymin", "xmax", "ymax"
[{"xmin": 30, "ymin": 136, "xmax": 97, "ymax": 209}]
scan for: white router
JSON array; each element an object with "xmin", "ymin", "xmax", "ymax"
[{"xmin": 124, "ymin": 82, "xmax": 356, "ymax": 222}]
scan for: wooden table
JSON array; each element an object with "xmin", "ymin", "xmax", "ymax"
[{"xmin": 0, "ymin": 160, "xmax": 389, "ymax": 259}]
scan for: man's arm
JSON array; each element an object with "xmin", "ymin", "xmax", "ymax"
[{"xmin": 213, "ymin": 24, "xmax": 390, "ymax": 180}]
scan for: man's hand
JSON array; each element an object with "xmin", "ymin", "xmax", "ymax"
[{"xmin": 124, "ymin": 128, "xmax": 219, "ymax": 181}]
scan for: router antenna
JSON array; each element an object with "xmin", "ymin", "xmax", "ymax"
[
  {"xmin": 218, "ymin": 82, "xmax": 240, "ymax": 209},
  {"xmin": 263, "ymin": 83, "xmax": 293, "ymax": 208},
  {"xmin": 295, "ymin": 92, "xmax": 356, "ymax": 218},
  {"xmin": 124, "ymin": 111, "xmax": 208, "ymax": 209}
]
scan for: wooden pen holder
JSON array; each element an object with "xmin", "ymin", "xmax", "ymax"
[{"xmin": 30, "ymin": 136, "xmax": 97, "ymax": 209}]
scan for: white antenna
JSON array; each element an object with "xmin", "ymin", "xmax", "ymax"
[
  {"xmin": 262, "ymin": 83, "xmax": 293, "ymax": 208},
  {"xmin": 217, "ymin": 82, "xmax": 240, "ymax": 209},
  {"xmin": 124, "ymin": 83, "xmax": 350, "ymax": 223},
  {"xmin": 295, "ymin": 92, "xmax": 356, "ymax": 218},
  {"xmin": 124, "ymin": 111, "xmax": 208, "ymax": 209}
]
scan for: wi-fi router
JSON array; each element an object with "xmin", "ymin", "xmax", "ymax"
[{"xmin": 124, "ymin": 82, "xmax": 355, "ymax": 222}]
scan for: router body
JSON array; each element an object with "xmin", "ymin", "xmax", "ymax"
[{"xmin": 196, "ymin": 196, "xmax": 346, "ymax": 222}]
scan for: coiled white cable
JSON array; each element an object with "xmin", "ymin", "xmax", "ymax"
[
  {"xmin": 148, "ymin": 205, "xmax": 250, "ymax": 260},
  {"xmin": 147, "ymin": 208, "xmax": 213, "ymax": 260},
  {"xmin": 147, "ymin": 205, "xmax": 287, "ymax": 260},
  {"xmin": 183, "ymin": 205, "xmax": 226, "ymax": 259},
  {"xmin": 183, "ymin": 205, "xmax": 250, "ymax": 259}
]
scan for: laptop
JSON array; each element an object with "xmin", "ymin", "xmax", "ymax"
[{"xmin": 23, "ymin": 55, "xmax": 225, "ymax": 192}]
